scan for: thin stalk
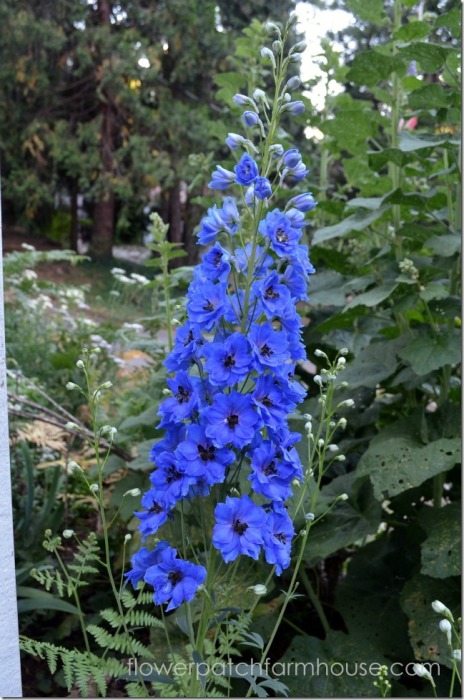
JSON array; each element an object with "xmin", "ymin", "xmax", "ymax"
[
  {"xmin": 298, "ymin": 567, "xmax": 330, "ymax": 635},
  {"xmin": 162, "ymin": 254, "xmax": 173, "ymax": 351}
]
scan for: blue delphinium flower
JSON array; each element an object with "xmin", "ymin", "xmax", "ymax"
[
  {"xmin": 263, "ymin": 504, "xmax": 295, "ymax": 575},
  {"xmin": 208, "ymin": 165, "xmax": 236, "ymax": 190},
  {"xmin": 126, "ymin": 542, "xmax": 170, "ymax": 585},
  {"xmin": 212, "ymin": 495, "xmax": 266, "ymax": 562},
  {"xmin": 131, "ymin": 32, "xmax": 319, "ymax": 614},
  {"xmin": 204, "ymin": 391, "xmax": 260, "ymax": 448},
  {"xmin": 144, "ymin": 546, "xmax": 207, "ymax": 611},
  {"xmin": 234, "ymin": 153, "xmax": 259, "ymax": 186},
  {"xmin": 258, "ymin": 209, "xmax": 302, "ymax": 257},
  {"xmin": 203, "ymin": 332, "xmax": 252, "ymax": 386}
]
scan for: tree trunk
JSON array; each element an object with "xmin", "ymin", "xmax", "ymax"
[
  {"xmin": 70, "ymin": 179, "xmax": 79, "ymax": 252},
  {"xmin": 91, "ymin": 0, "xmax": 115, "ymax": 259}
]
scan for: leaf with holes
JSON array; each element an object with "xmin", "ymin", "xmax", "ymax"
[
  {"xmin": 418, "ymin": 503, "xmax": 461, "ymax": 579},
  {"xmin": 400, "ymin": 574, "xmax": 461, "ymax": 670},
  {"xmin": 357, "ymin": 437, "xmax": 461, "ymax": 500}
]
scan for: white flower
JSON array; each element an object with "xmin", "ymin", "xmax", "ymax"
[
  {"xmin": 124, "ymin": 488, "xmax": 141, "ymax": 498},
  {"xmin": 413, "ymin": 664, "xmax": 435, "ymax": 686},
  {"xmin": 63, "ymin": 529, "xmax": 74, "ymax": 538}
]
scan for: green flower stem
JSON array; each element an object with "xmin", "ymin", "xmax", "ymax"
[
  {"xmin": 298, "ymin": 566, "xmax": 330, "ymax": 635},
  {"xmin": 51, "ymin": 543, "xmax": 92, "ymax": 656},
  {"xmin": 161, "ymin": 251, "xmax": 173, "ymax": 351}
]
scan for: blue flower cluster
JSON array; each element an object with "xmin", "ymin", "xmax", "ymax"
[{"xmin": 127, "ymin": 67, "xmax": 317, "ymax": 611}]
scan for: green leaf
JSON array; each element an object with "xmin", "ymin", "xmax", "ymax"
[
  {"xmin": 345, "ymin": 196, "xmax": 385, "ymax": 210},
  {"xmin": 398, "ymin": 43, "xmax": 455, "ymax": 73},
  {"xmin": 435, "ymin": 8, "xmax": 461, "ymax": 39},
  {"xmin": 394, "ymin": 20, "xmax": 430, "ymax": 42},
  {"xmin": 345, "ymin": 282, "xmax": 398, "ymax": 309},
  {"xmin": 419, "ymin": 282, "xmax": 448, "ymax": 302},
  {"xmin": 400, "ymin": 574, "xmax": 461, "ymax": 669},
  {"xmin": 357, "ymin": 437, "xmax": 461, "ymax": 500},
  {"xmin": 408, "ymin": 83, "xmax": 449, "ymax": 111},
  {"xmin": 336, "ymin": 337, "xmax": 404, "ymax": 389},
  {"xmin": 424, "ymin": 233, "xmax": 461, "ymax": 257},
  {"xmin": 383, "ymin": 188, "xmax": 424, "ymax": 207},
  {"xmin": 398, "ymin": 331, "xmax": 461, "ymax": 375},
  {"xmin": 419, "ymin": 503, "xmax": 461, "ymax": 579},
  {"xmin": 303, "ymin": 475, "xmax": 382, "ymax": 566},
  {"xmin": 336, "ymin": 537, "xmax": 412, "ymax": 659},
  {"xmin": 308, "ymin": 270, "xmax": 347, "ymax": 307},
  {"xmin": 347, "ymin": 51, "xmax": 403, "ymax": 87},
  {"xmin": 344, "ymin": 0, "xmax": 385, "ymax": 23},
  {"xmin": 279, "ymin": 631, "xmax": 390, "ymax": 697},
  {"xmin": 17, "ymin": 587, "xmax": 80, "ymax": 615},
  {"xmin": 313, "ymin": 206, "xmax": 389, "ymax": 244}
]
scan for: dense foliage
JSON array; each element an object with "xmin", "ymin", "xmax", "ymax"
[{"xmin": 5, "ymin": 1, "xmax": 461, "ymax": 698}]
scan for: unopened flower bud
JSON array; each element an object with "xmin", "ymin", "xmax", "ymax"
[
  {"xmin": 65, "ymin": 422, "xmax": 79, "ymax": 431},
  {"xmin": 124, "ymin": 534, "xmax": 132, "ymax": 543},
  {"xmin": 124, "ymin": 488, "xmax": 141, "ymax": 498},
  {"xmin": 314, "ymin": 375, "xmax": 322, "ymax": 386},
  {"xmin": 253, "ymin": 88, "xmax": 266, "ymax": 102},
  {"xmin": 339, "ymin": 493, "xmax": 349, "ymax": 501},
  {"xmin": 288, "ymin": 53, "xmax": 303, "ymax": 63},
  {"xmin": 338, "ymin": 399, "xmax": 355, "ymax": 408},
  {"xmin": 413, "ymin": 664, "xmax": 435, "ymax": 686},
  {"xmin": 439, "ymin": 619, "xmax": 452, "ymax": 645},
  {"xmin": 337, "ymin": 357, "xmax": 346, "ymax": 368},
  {"xmin": 66, "ymin": 382, "xmax": 79, "ymax": 390},
  {"xmin": 90, "ymin": 347, "xmax": 101, "ymax": 354},
  {"xmin": 338, "ymin": 417, "xmax": 347, "ymax": 429},
  {"xmin": 327, "ymin": 444, "xmax": 339, "ymax": 452},
  {"xmin": 76, "ymin": 360, "xmax": 85, "ymax": 369},
  {"xmin": 314, "ymin": 349, "xmax": 328, "ymax": 358},
  {"xmin": 335, "ymin": 455, "xmax": 346, "ymax": 461},
  {"xmin": 269, "ymin": 144, "xmax": 284, "ymax": 158},
  {"xmin": 261, "ymin": 47, "xmax": 275, "ymax": 62},
  {"xmin": 291, "ymin": 41, "xmax": 307, "ymax": 54},
  {"xmin": 453, "ymin": 649, "xmax": 461, "ymax": 661},
  {"xmin": 163, "ymin": 388, "xmax": 173, "ymax": 396},
  {"xmin": 90, "ymin": 483, "xmax": 99, "ymax": 493},
  {"xmin": 248, "ymin": 584, "xmax": 267, "ymax": 595},
  {"xmin": 286, "ymin": 76, "xmax": 301, "ymax": 91},
  {"xmin": 100, "ymin": 381, "xmax": 113, "ymax": 389},
  {"xmin": 318, "ymin": 439, "xmax": 324, "ymax": 448},
  {"xmin": 68, "ymin": 460, "xmax": 83, "ymax": 472},
  {"xmin": 432, "ymin": 600, "xmax": 454, "ymax": 620},
  {"xmin": 242, "ymin": 110, "xmax": 259, "ymax": 128},
  {"xmin": 63, "ymin": 529, "xmax": 74, "ymax": 539},
  {"xmin": 340, "ymin": 348, "xmax": 349, "ymax": 356},
  {"xmin": 272, "ymin": 40, "xmax": 282, "ymax": 54},
  {"xmin": 305, "ymin": 513, "xmax": 315, "ymax": 521},
  {"xmin": 233, "ymin": 93, "xmax": 251, "ymax": 107}
]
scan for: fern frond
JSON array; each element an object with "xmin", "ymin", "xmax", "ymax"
[
  {"xmin": 87, "ymin": 625, "xmax": 154, "ymax": 659},
  {"xmin": 31, "ymin": 568, "xmax": 72, "ymax": 598},
  {"xmin": 100, "ymin": 607, "xmax": 163, "ymax": 630},
  {"xmin": 125, "ymin": 681, "xmax": 150, "ymax": 697}
]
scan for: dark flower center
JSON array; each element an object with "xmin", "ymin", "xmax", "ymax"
[
  {"xmin": 203, "ymin": 300, "xmax": 214, "ymax": 312},
  {"xmin": 224, "ymin": 354, "xmax": 235, "ymax": 368},
  {"xmin": 260, "ymin": 344, "xmax": 273, "ymax": 357},
  {"xmin": 148, "ymin": 502, "xmax": 164, "ymax": 514},
  {"xmin": 263, "ymin": 460, "xmax": 278, "ymax": 476},
  {"xmin": 275, "ymin": 532, "xmax": 287, "ymax": 544},
  {"xmin": 276, "ymin": 228, "xmax": 288, "ymax": 243},
  {"xmin": 168, "ymin": 571, "xmax": 183, "ymax": 585},
  {"xmin": 261, "ymin": 395, "xmax": 274, "ymax": 408},
  {"xmin": 227, "ymin": 413, "xmax": 239, "ymax": 428},
  {"xmin": 198, "ymin": 444, "xmax": 215, "ymax": 462},
  {"xmin": 166, "ymin": 466, "xmax": 182, "ymax": 484},
  {"xmin": 264, "ymin": 286, "xmax": 279, "ymax": 300},
  {"xmin": 213, "ymin": 252, "xmax": 223, "ymax": 267},
  {"xmin": 232, "ymin": 519, "xmax": 248, "ymax": 536},
  {"xmin": 183, "ymin": 330, "xmax": 194, "ymax": 346},
  {"xmin": 176, "ymin": 385, "xmax": 191, "ymax": 403}
]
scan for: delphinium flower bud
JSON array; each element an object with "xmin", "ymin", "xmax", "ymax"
[
  {"xmin": 338, "ymin": 399, "xmax": 355, "ymax": 408},
  {"xmin": 291, "ymin": 41, "xmax": 307, "ymax": 54},
  {"xmin": 286, "ymin": 76, "xmax": 301, "ymax": 91},
  {"xmin": 439, "ymin": 619, "xmax": 452, "ymax": 645},
  {"xmin": 226, "ymin": 133, "xmax": 245, "ymax": 150},
  {"xmin": 233, "ymin": 93, "xmax": 251, "ymax": 107},
  {"xmin": 432, "ymin": 600, "xmax": 454, "ymax": 620},
  {"xmin": 248, "ymin": 584, "xmax": 267, "ymax": 595},
  {"xmin": 76, "ymin": 360, "xmax": 85, "ymax": 369},
  {"xmin": 261, "ymin": 48, "xmax": 275, "ymax": 65},
  {"xmin": 281, "ymin": 100, "xmax": 305, "ymax": 116},
  {"xmin": 242, "ymin": 111, "xmax": 259, "ymax": 128},
  {"xmin": 124, "ymin": 488, "xmax": 142, "ymax": 498}
]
